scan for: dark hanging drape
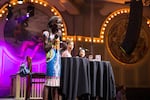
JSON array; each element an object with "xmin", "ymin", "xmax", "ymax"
[{"xmin": 120, "ymin": 0, "xmax": 143, "ymax": 55}]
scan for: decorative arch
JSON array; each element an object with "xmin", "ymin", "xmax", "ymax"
[
  {"xmin": 99, "ymin": 8, "xmax": 130, "ymax": 43},
  {"xmin": 101, "ymin": 7, "xmax": 150, "ymax": 64},
  {"xmin": 0, "ymin": 0, "xmax": 68, "ymax": 66},
  {"xmin": 99, "ymin": 7, "xmax": 150, "ymax": 43},
  {"xmin": 0, "ymin": 0, "xmax": 67, "ymax": 37}
]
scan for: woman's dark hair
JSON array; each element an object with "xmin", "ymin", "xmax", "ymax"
[{"xmin": 48, "ymin": 16, "xmax": 62, "ymax": 34}]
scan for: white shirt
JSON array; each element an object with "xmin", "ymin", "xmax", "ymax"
[{"xmin": 61, "ymin": 50, "xmax": 72, "ymax": 57}]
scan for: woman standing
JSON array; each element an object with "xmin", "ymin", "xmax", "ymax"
[{"xmin": 43, "ymin": 16, "xmax": 62, "ymax": 100}]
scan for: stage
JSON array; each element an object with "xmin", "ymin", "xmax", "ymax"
[{"xmin": 8, "ymin": 57, "xmax": 116, "ymax": 100}]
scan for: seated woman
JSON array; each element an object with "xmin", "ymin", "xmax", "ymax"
[
  {"xmin": 76, "ymin": 47, "xmax": 88, "ymax": 58},
  {"xmin": 78, "ymin": 47, "xmax": 86, "ymax": 58},
  {"xmin": 61, "ymin": 39, "xmax": 74, "ymax": 57}
]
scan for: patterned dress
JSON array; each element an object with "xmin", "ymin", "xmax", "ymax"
[
  {"xmin": 45, "ymin": 38, "xmax": 61, "ymax": 87},
  {"xmin": 43, "ymin": 16, "xmax": 62, "ymax": 87},
  {"xmin": 45, "ymin": 49, "xmax": 61, "ymax": 87}
]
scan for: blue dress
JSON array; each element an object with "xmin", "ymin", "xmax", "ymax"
[{"xmin": 45, "ymin": 49, "xmax": 61, "ymax": 87}]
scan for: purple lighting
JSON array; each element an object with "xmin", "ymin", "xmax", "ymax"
[
  {"xmin": 0, "ymin": 46, "xmax": 46, "ymax": 64},
  {"xmin": 0, "ymin": 48, "xmax": 2, "ymax": 68},
  {"xmin": 26, "ymin": 13, "xmax": 30, "ymax": 18},
  {"xmin": 15, "ymin": 15, "xmax": 29, "ymax": 24},
  {"xmin": 0, "ymin": 45, "xmax": 46, "ymax": 97},
  {"xmin": 0, "ymin": 6, "xmax": 51, "ymax": 97}
]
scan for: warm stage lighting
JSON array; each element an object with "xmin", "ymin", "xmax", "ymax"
[{"xmin": 18, "ymin": 0, "xmax": 23, "ymax": 4}]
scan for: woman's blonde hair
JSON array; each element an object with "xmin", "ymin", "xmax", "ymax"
[{"xmin": 66, "ymin": 39, "xmax": 73, "ymax": 45}]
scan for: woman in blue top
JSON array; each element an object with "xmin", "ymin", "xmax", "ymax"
[{"xmin": 43, "ymin": 16, "xmax": 62, "ymax": 100}]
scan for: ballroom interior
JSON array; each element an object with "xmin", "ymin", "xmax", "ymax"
[{"xmin": 0, "ymin": 0, "xmax": 150, "ymax": 100}]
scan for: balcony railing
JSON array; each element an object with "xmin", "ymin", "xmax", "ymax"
[{"xmin": 10, "ymin": 73, "xmax": 45, "ymax": 100}]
